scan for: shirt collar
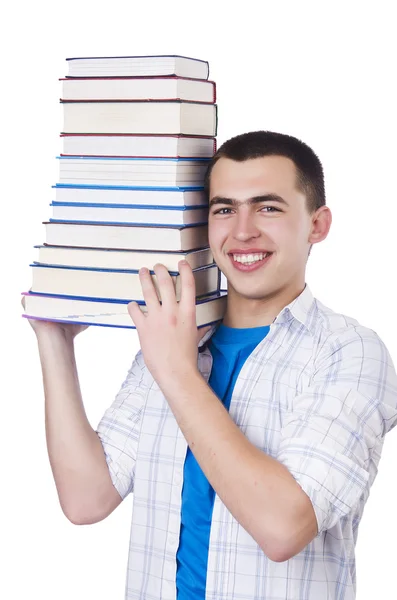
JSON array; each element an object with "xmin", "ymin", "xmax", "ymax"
[
  {"xmin": 272, "ymin": 283, "xmax": 315, "ymax": 332},
  {"xmin": 198, "ymin": 283, "xmax": 316, "ymax": 349}
]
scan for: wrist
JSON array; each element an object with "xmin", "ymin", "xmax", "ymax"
[
  {"xmin": 158, "ymin": 366, "xmax": 203, "ymax": 399},
  {"xmin": 35, "ymin": 327, "xmax": 75, "ymax": 353}
]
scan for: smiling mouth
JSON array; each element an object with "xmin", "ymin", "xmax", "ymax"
[{"xmin": 230, "ymin": 251, "xmax": 272, "ymax": 265}]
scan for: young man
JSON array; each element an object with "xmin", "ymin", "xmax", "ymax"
[{"xmin": 26, "ymin": 131, "xmax": 397, "ymax": 600}]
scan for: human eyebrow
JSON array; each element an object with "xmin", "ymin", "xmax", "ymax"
[
  {"xmin": 209, "ymin": 194, "xmax": 289, "ymax": 208},
  {"xmin": 249, "ymin": 194, "xmax": 289, "ymax": 207}
]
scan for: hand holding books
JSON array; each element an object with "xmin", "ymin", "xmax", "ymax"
[
  {"xmin": 128, "ymin": 261, "xmax": 211, "ymax": 385},
  {"xmin": 21, "ymin": 294, "xmax": 89, "ymax": 340}
]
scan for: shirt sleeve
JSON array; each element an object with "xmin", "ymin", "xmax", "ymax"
[
  {"xmin": 96, "ymin": 350, "xmax": 148, "ymax": 500},
  {"xmin": 276, "ymin": 325, "xmax": 397, "ymax": 535}
]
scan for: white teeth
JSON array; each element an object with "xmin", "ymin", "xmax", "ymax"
[{"xmin": 232, "ymin": 252, "xmax": 269, "ymax": 264}]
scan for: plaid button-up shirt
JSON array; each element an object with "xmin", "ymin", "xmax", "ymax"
[{"xmin": 97, "ymin": 284, "xmax": 397, "ymax": 600}]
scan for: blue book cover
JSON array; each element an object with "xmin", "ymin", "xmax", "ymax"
[
  {"xmin": 22, "ymin": 289, "xmax": 227, "ymax": 330},
  {"xmin": 30, "ymin": 262, "xmax": 217, "ymax": 277},
  {"xmin": 50, "ymin": 202, "xmax": 206, "ymax": 211},
  {"xmin": 28, "ymin": 264, "xmax": 221, "ymax": 304},
  {"xmin": 24, "ymin": 289, "xmax": 226, "ymax": 307},
  {"xmin": 54, "ymin": 184, "xmax": 204, "ymax": 191},
  {"xmin": 48, "ymin": 220, "xmax": 208, "ymax": 227},
  {"xmin": 45, "ymin": 220, "xmax": 206, "ymax": 229},
  {"xmin": 33, "ymin": 245, "xmax": 210, "ymax": 255}
]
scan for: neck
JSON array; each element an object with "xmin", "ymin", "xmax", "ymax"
[{"xmin": 222, "ymin": 281, "xmax": 306, "ymax": 328}]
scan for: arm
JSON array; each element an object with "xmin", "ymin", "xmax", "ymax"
[
  {"xmin": 128, "ymin": 263, "xmax": 315, "ymax": 562},
  {"xmin": 276, "ymin": 326, "xmax": 397, "ymax": 541},
  {"xmin": 158, "ymin": 369, "xmax": 317, "ymax": 562},
  {"xmin": 160, "ymin": 325, "xmax": 397, "ymax": 562},
  {"xmin": 29, "ymin": 319, "xmax": 122, "ymax": 525},
  {"xmin": 129, "ymin": 263, "xmax": 397, "ymax": 562}
]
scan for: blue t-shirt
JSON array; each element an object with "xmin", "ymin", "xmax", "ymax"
[{"xmin": 176, "ymin": 323, "xmax": 270, "ymax": 599}]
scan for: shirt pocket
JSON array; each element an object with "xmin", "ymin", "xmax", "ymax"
[{"xmin": 242, "ymin": 365, "xmax": 312, "ymax": 458}]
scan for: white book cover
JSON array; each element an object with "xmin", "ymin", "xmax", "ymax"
[
  {"xmin": 44, "ymin": 221, "xmax": 209, "ymax": 251},
  {"xmin": 62, "ymin": 101, "xmax": 217, "ymax": 136},
  {"xmin": 29, "ymin": 263, "xmax": 220, "ymax": 302},
  {"xmin": 22, "ymin": 291, "xmax": 227, "ymax": 329},
  {"xmin": 60, "ymin": 134, "xmax": 216, "ymax": 158},
  {"xmin": 61, "ymin": 77, "xmax": 216, "ymax": 103},
  {"xmin": 57, "ymin": 157, "xmax": 210, "ymax": 187},
  {"xmin": 53, "ymin": 185, "xmax": 208, "ymax": 207},
  {"xmin": 34, "ymin": 245, "xmax": 214, "ymax": 271},
  {"xmin": 50, "ymin": 203, "xmax": 209, "ymax": 226},
  {"xmin": 66, "ymin": 55, "xmax": 209, "ymax": 80}
]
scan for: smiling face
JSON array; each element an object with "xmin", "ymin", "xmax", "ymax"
[{"xmin": 208, "ymin": 155, "xmax": 331, "ymax": 323}]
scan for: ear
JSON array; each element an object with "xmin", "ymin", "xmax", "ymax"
[{"xmin": 308, "ymin": 206, "xmax": 332, "ymax": 245}]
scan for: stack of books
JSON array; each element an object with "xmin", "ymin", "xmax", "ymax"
[{"xmin": 23, "ymin": 55, "xmax": 227, "ymax": 329}]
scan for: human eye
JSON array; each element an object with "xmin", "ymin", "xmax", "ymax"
[
  {"xmin": 260, "ymin": 206, "xmax": 281, "ymax": 213},
  {"xmin": 212, "ymin": 207, "xmax": 233, "ymax": 215}
]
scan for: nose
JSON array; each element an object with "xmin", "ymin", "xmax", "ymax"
[{"xmin": 231, "ymin": 207, "xmax": 261, "ymax": 242}]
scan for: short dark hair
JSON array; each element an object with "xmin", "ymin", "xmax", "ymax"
[{"xmin": 204, "ymin": 130, "xmax": 326, "ymax": 213}]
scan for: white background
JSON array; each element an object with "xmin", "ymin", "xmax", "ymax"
[{"xmin": 2, "ymin": 1, "xmax": 396, "ymax": 598}]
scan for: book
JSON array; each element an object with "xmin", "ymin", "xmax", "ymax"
[
  {"xmin": 62, "ymin": 100, "xmax": 217, "ymax": 136},
  {"xmin": 57, "ymin": 156, "xmax": 210, "ymax": 187},
  {"xmin": 50, "ymin": 203, "xmax": 208, "ymax": 226},
  {"xmin": 53, "ymin": 185, "xmax": 208, "ymax": 207},
  {"xmin": 23, "ymin": 290, "xmax": 227, "ymax": 329},
  {"xmin": 61, "ymin": 76, "xmax": 216, "ymax": 103},
  {"xmin": 22, "ymin": 54, "xmax": 226, "ymax": 331},
  {"xmin": 44, "ymin": 221, "xmax": 208, "ymax": 251},
  {"xmin": 66, "ymin": 55, "xmax": 209, "ymax": 80},
  {"xmin": 29, "ymin": 263, "xmax": 220, "ymax": 302},
  {"xmin": 34, "ymin": 245, "xmax": 214, "ymax": 271},
  {"xmin": 60, "ymin": 134, "xmax": 216, "ymax": 158}
]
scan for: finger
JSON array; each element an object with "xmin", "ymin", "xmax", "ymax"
[
  {"xmin": 127, "ymin": 301, "xmax": 146, "ymax": 329},
  {"xmin": 139, "ymin": 267, "xmax": 161, "ymax": 310},
  {"xmin": 153, "ymin": 263, "xmax": 177, "ymax": 308},
  {"xmin": 21, "ymin": 288, "xmax": 32, "ymax": 310},
  {"xmin": 178, "ymin": 260, "xmax": 197, "ymax": 318}
]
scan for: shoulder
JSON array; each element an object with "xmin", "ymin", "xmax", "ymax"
[
  {"xmin": 310, "ymin": 297, "xmax": 397, "ymax": 402},
  {"xmin": 311, "ymin": 297, "xmax": 391, "ymax": 361}
]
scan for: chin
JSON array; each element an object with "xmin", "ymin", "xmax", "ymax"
[{"xmin": 228, "ymin": 283, "xmax": 280, "ymax": 301}]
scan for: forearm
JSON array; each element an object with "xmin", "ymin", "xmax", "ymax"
[
  {"xmin": 161, "ymin": 370, "xmax": 308, "ymax": 559},
  {"xmin": 36, "ymin": 331, "xmax": 118, "ymax": 523}
]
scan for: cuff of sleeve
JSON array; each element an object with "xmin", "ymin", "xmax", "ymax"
[{"xmin": 277, "ymin": 438, "xmax": 370, "ymax": 534}]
